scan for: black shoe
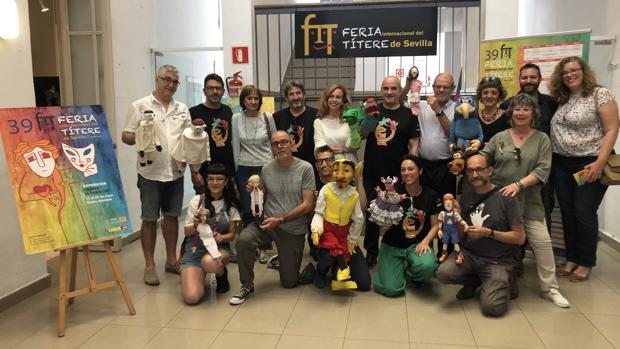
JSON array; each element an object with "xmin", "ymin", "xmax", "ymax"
[
  {"xmin": 216, "ymin": 267, "xmax": 230, "ymax": 294},
  {"xmin": 365, "ymin": 254, "xmax": 377, "ymax": 268},
  {"xmin": 299, "ymin": 263, "xmax": 316, "ymax": 285},
  {"xmin": 229, "ymin": 285, "xmax": 254, "ymax": 305},
  {"xmin": 509, "ymin": 271, "xmax": 519, "ymax": 300},
  {"xmin": 313, "ymin": 272, "xmax": 327, "ymax": 289},
  {"xmin": 228, "ymin": 251, "xmax": 238, "ymax": 264}
]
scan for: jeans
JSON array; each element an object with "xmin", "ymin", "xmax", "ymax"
[
  {"xmin": 552, "ymin": 154, "xmax": 608, "ymax": 267},
  {"xmin": 315, "ymin": 247, "xmax": 371, "ymax": 291}
]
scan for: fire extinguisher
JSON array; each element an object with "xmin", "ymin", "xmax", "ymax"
[{"xmin": 226, "ymin": 71, "xmax": 243, "ymax": 98}]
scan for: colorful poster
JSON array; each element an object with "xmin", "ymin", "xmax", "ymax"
[
  {"xmin": 479, "ymin": 31, "xmax": 590, "ymax": 95},
  {"xmin": 0, "ymin": 106, "xmax": 132, "ymax": 254}
]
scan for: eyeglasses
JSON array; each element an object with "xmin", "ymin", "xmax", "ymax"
[
  {"xmin": 465, "ymin": 166, "xmax": 489, "ymax": 175},
  {"xmin": 205, "ymin": 86, "xmax": 224, "ymax": 91},
  {"xmin": 561, "ymin": 68, "xmax": 582, "ymax": 77},
  {"xmin": 270, "ymin": 140, "xmax": 291, "ymax": 147},
  {"xmin": 158, "ymin": 76, "xmax": 181, "ymax": 86},
  {"xmin": 316, "ymin": 157, "xmax": 335, "ymax": 165},
  {"xmin": 207, "ymin": 176, "xmax": 226, "ymax": 182},
  {"xmin": 512, "ymin": 147, "xmax": 521, "ymax": 161},
  {"xmin": 481, "ymin": 76, "xmax": 500, "ymax": 83},
  {"xmin": 432, "ymin": 85, "xmax": 454, "ymax": 91}
]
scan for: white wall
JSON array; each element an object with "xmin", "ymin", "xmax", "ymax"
[
  {"xmin": 515, "ymin": 0, "xmax": 620, "ymax": 240},
  {"xmin": 223, "ymin": 0, "xmax": 254, "ymax": 86},
  {"xmin": 482, "ymin": 0, "xmax": 519, "ymax": 40},
  {"xmin": 0, "ymin": 0, "xmax": 49, "ymax": 298}
]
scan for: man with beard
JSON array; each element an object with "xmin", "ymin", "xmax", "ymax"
[
  {"xmin": 437, "ymin": 154, "xmax": 525, "ymax": 317},
  {"xmin": 189, "ymin": 73, "xmax": 235, "ymax": 191},
  {"xmin": 500, "ymin": 63, "xmax": 558, "ymax": 233},
  {"xmin": 361, "ymin": 76, "xmax": 419, "ymax": 267},
  {"xmin": 274, "ymin": 81, "xmax": 318, "ymax": 166},
  {"xmin": 230, "ymin": 131, "xmax": 315, "ymax": 305}
]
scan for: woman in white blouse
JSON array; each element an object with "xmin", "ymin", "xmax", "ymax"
[
  {"xmin": 549, "ymin": 56, "xmax": 620, "ymax": 282},
  {"xmin": 313, "ymin": 84, "xmax": 357, "ymax": 162},
  {"xmin": 231, "ymin": 85, "xmax": 276, "ymax": 226}
]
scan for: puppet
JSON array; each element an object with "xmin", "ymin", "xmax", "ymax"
[
  {"xmin": 342, "ymin": 106, "xmax": 365, "ymax": 149},
  {"xmin": 368, "ymin": 176, "xmax": 406, "ymax": 228},
  {"xmin": 438, "ymin": 193, "xmax": 468, "ymax": 264},
  {"xmin": 311, "ymin": 159, "xmax": 364, "ymax": 291},
  {"xmin": 172, "ymin": 119, "xmax": 211, "ymax": 174},
  {"xmin": 447, "ymin": 146, "xmax": 466, "ymax": 175},
  {"xmin": 248, "ymin": 175, "xmax": 264, "ymax": 224},
  {"xmin": 194, "ymin": 205, "xmax": 222, "ymax": 259},
  {"xmin": 405, "ymin": 66, "xmax": 423, "ymax": 116},
  {"xmin": 135, "ymin": 110, "xmax": 162, "ymax": 166},
  {"xmin": 449, "ymin": 96, "xmax": 483, "ymax": 155},
  {"xmin": 360, "ymin": 97, "xmax": 380, "ymax": 135}
]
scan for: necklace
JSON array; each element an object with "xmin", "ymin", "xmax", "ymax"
[
  {"xmin": 243, "ymin": 113, "xmax": 259, "ymax": 144},
  {"xmin": 481, "ymin": 108, "xmax": 498, "ymax": 122}
]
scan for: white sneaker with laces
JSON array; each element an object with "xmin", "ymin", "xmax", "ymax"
[
  {"xmin": 229, "ymin": 286, "xmax": 254, "ymax": 305},
  {"xmin": 542, "ymin": 288, "xmax": 570, "ymax": 308}
]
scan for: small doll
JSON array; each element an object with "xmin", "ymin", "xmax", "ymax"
[
  {"xmin": 172, "ymin": 119, "xmax": 211, "ymax": 174},
  {"xmin": 368, "ymin": 176, "xmax": 406, "ymax": 229},
  {"xmin": 449, "ymin": 96, "xmax": 483, "ymax": 155},
  {"xmin": 248, "ymin": 175, "xmax": 264, "ymax": 224},
  {"xmin": 438, "ymin": 193, "xmax": 468, "ymax": 265},
  {"xmin": 194, "ymin": 206, "xmax": 222, "ymax": 259},
  {"xmin": 311, "ymin": 159, "xmax": 364, "ymax": 291},
  {"xmin": 447, "ymin": 146, "xmax": 466, "ymax": 175},
  {"xmin": 406, "ymin": 66, "xmax": 423, "ymax": 116},
  {"xmin": 135, "ymin": 109, "xmax": 162, "ymax": 166},
  {"xmin": 342, "ymin": 106, "xmax": 365, "ymax": 149},
  {"xmin": 360, "ymin": 97, "xmax": 380, "ymax": 135}
]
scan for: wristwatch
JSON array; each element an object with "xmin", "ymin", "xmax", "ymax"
[{"xmin": 488, "ymin": 229, "xmax": 495, "ymax": 239}]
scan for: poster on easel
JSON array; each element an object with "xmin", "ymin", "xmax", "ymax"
[
  {"xmin": 0, "ymin": 105, "xmax": 132, "ymax": 255},
  {"xmin": 479, "ymin": 30, "xmax": 591, "ymax": 95}
]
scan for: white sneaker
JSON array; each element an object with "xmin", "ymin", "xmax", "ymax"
[{"xmin": 542, "ymin": 288, "xmax": 570, "ymax": 308}]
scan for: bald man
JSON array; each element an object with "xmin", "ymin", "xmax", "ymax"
[{"xmin": 361, "ymin": 76, "xmax": 420, "ymax": 267}]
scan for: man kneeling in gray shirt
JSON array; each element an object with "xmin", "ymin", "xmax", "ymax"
[
  {"xmin": 437, "ymin": 154, "xmax": 525, "ymax": 317},
  {"xmin": 230, "ymin": 130, "xmax": 316, "ymax": 305}
]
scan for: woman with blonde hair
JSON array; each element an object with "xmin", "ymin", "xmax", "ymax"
[
  {"xmin": 549, "ymin": 56, "xmax": 620, "ymax": 281},
  {"xmin": 313, "ymin": 84, "xmax": 357, "ymax": 162}
]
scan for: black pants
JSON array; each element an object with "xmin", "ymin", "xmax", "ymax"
[
  {"xmin": 420, "ymin": 158, "xmax": 456, "ymax": 197},
  {"xmin": 315, "ymin": 247, "xmax": 371, "ymax": 291},
  {"xmin": 362, "ymin": 176, "xmax": 383, "ymax": 258}
]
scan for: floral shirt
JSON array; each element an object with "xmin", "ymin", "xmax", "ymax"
[{"xmin": 551, "ymin": 87, "xmax": 615, "ymax": 157}]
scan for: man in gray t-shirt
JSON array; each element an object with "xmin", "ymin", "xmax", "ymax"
[
  {"xmin": 230, "ymin": 130, "xmax": 315, "ymax": 305},
  {"xmin": 437, "ymin": 155, "xmax": 525, "ymax": 317}
]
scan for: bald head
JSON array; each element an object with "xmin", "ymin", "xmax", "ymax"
[{"xmin": 381, "ymin": 75, "xmax": 402, "ymax": 108}]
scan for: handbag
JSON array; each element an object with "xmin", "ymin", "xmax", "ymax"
[{"xmin": 601, "ymin": 154, "xmax": 620, "ymax": 186}]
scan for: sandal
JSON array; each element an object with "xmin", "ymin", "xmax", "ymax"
[
  {"xmin": 556, "ymin": 264, "xmax": 577, "ymax": 277},
  {"xmin": 569, "ymin": 272, "xmax": 589, "ymax": 282}
]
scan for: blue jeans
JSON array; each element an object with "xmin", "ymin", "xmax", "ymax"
[
  {"xmin": 552, "ymin": 154, "xmax": 608, "ymax": 267},
  {"xmin": 235, "ymin": 165, "xmax": 263, "ymax": 227}
]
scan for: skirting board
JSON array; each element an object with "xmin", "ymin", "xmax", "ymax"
[{"xmin": 0, "ymin": 273, "xmax": 51, "ymax": 313}]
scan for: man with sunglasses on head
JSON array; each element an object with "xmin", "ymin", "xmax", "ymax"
[
  {"xmin": 417, "ymin": 73, "xmax": 457, "ymax": 198},
  {"xmin": 122, "ymin": 64, "xmax": 192, "ymax": 286},
  {"xmin": 230, "ymin": 131, "xmax": 315, "ymax": 305},
  {"xmin": 189, "ymin": 73, "xmax": 235, "ymax": 192}
]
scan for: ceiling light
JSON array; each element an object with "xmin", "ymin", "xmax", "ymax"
[
  {"xmin": 0, "ymin": 0, "xmax": 19, "ymax": 39},
  {"xmin": 38, "ymin": 0, "xmax": 49, "ymax": 12}
]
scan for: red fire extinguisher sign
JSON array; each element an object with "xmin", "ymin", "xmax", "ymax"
[{"xmin": 232, "ymin": 47, "xmax": 249, "ymax": 64}]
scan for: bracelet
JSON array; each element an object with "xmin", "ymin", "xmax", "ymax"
[{"xmin": 515, "ymin": 180, "xmax": 524, "ymax": 190}]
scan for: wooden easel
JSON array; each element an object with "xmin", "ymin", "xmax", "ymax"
[{"xmin": 56, "ymin": 236, "xmax": 136, "ymax": 337}]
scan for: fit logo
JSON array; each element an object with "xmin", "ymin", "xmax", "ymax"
[{"xmin": 301, "ymin": 14, "xmax": 338, "ymax": 56}]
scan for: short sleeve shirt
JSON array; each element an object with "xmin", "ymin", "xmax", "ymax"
[
  {"xmin": 418, "ymin": 100, "xmax": 455, "ymax": 161},
  {"xmin": 274, "ymin": 106, "xmax": 318, "ymax": 165},
  {"xmin": 184, "ymin": 195, "xmax": 241, "ymax": 230},
  {"xmin": 189, "ymin": 103, "xmax": 235, "ymax": 177},
  {"xmin": 124, "ymin": 94, "xmax": 191, "ymax": 181}
]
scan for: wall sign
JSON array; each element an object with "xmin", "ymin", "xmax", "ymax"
[{"xmin": 232, "ymin": 47, "xmax": 249, "ymax": 64}]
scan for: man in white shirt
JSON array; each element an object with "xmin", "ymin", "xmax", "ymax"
[
  {"xmin": 122, "ymin": 65, "xmax": 192, "ymax": 286},
  {"xmin": 417, "ymin": 73, "xmax": 457, "ymax": 197}
]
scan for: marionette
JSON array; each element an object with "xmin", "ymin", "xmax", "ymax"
[
  {"xmin": 194, "ymin": 205, "xmax": 222, "ymax": 259},
  {"xmin": 405, "ymin": 66, "xmax": 423, "ymax": 116},
  {"xmin": 135, "ymin": 109, "xmax": 162, "ymax": 166},
  {"xmin": 311, "ymin": 159, "xmax": 364, "ymax": 291},
  {"xmin": 342, "ymin": 106, "xmax": 365, "ymax": 149},
  {"xmin": 438, "ymin": 193, "xmax": 468, "ymax": 265},
  {"xmin": 172, "ymin": 119, "xmax": 211, "ymax": 174},
  {"xmin": 449, "ymin": 96, "xmax": 483, "ymax": 155},
  {"xmin": 248, "ymin": 175, "xmax": 264, "ymax": 224},
  {"xmin": 368, "ymin": 176, "xmax": 406, "ymax": 229}
]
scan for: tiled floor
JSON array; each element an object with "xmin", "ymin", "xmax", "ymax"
[{"xmin": 2, "ymin": 236, "xmax": 620, "ymax": 349}]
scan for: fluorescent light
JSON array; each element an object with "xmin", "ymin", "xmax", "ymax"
[
  {"xmin": 0, "ymin": 0, "xmax": 19, "ymax": 39},
  {"xmin": 38, "ymin": 0, "xmax": 49, "ymax": 12}
]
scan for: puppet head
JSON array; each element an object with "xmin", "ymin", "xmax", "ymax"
[
  {"xmin": 381, "ymin": 176, "xmax": 398, "ymax": 191},
  {"xmin": 454, "ymin": 96, "xmax": 476, "ymax": 119},
  {"xmin": 363, "ymin": 97, "xmax": 379, "ymax": 116},
  {"xmin": 443, "ymin": 193, "xmax": 456, "ymax": 212},
  {"xmin": 332, "ymin": 159, "xmax": 356, "ymax": 188},
  {"xmin": 408, "ymin": 66, "xmax": 420, "ymax": 80},
  {"xmin": 447, "ymin": 147, "xmax": 466, "ymax": 175},
  {"xmin": 143, "ymin": 109, "xmax": 155, "ymax": 121},
  {"xmin": 191, "ymin": 118, "xmax": 206, "ymax": 135},
  {"xmin": 342, "ymin": 106, "xmax": 365, "ymax": 126},
  {"xmin": 248, "ymin": 174, "xmax": 261, "ymax": 189}
]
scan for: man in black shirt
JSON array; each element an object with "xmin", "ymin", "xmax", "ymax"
[
  {"xmin": 274, "ymin": 81, "xmax": 318, "ymax": 166},
  {"xmin": 437, "ymin": 154, "xmax": 525, "ymax": 317},
  {"xmin": 189, "ymin": 73, "xmax": 235, "ymax": 192},
  {"xmin": 361, "ymin": 76, "xmax": 420, "ymax": 267}
]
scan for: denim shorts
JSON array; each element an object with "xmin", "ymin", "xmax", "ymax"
[
  {"xmin": 137, "ymin": 174, "xmax": 184, "ymax": 221},
  {"xmin": 179, "ymin": 236, "xmax": 231, "ymax": 271}
]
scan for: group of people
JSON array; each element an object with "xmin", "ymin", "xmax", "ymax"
[{"xmin": 121, "ymin": 55, "xmax": 619, "ymax": 317}]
